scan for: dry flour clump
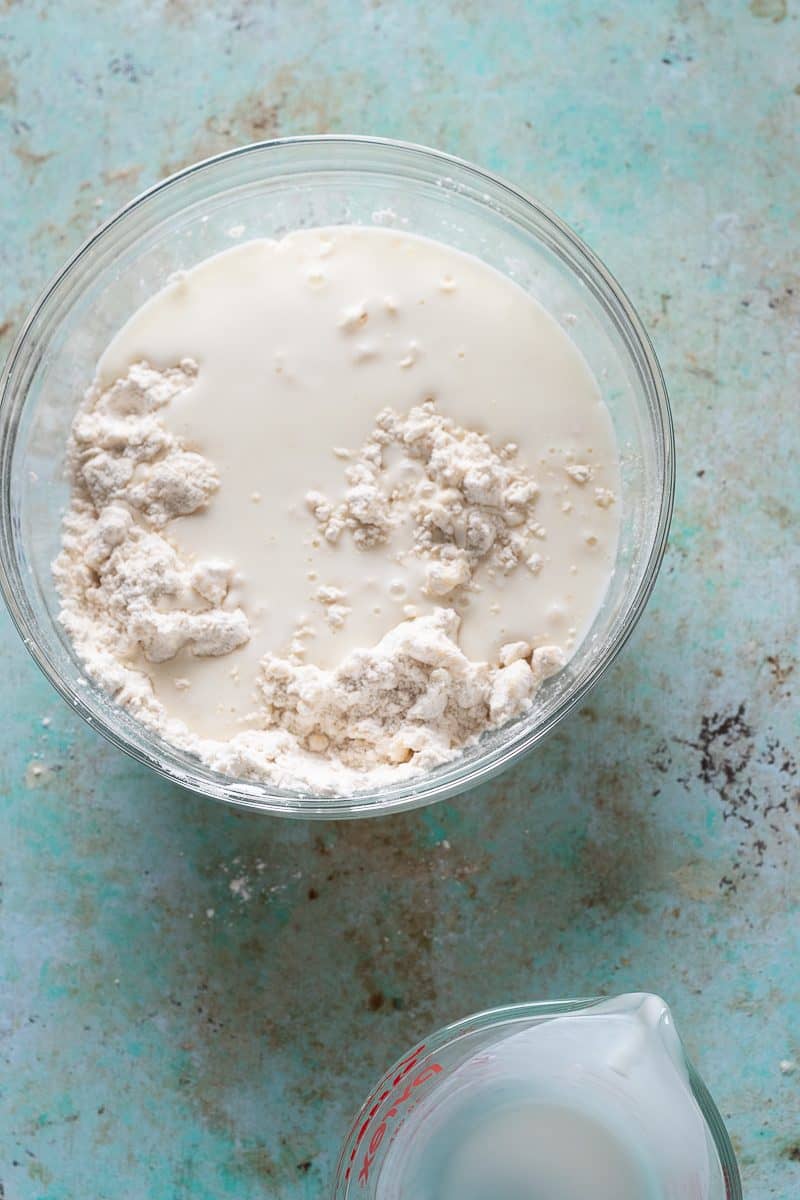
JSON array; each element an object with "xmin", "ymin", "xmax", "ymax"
[
  {"xmin": 54, "ymin": 361, "xmax": 250, "ymax": 675},
  {"xmin": 260, "ymin": 608, "xmax": 546, "ymax": 768},
  {"xmin": 306, "ymin": 400, "xmax": 548, "ymax": 599},
  {"xmin": 54, "ymin": 369, "xmax": 567, "ymax": 793},
  {"xmin": 208, "ymin": 610, "xmax": 564, "ymax": 787}
]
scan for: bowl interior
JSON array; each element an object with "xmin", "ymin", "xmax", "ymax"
[{"xmin": 0, "ymin": 138, "xmax": 671, "ymax": 816}]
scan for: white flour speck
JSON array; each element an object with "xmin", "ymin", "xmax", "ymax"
[{"xmin": 229, "ymin": 876, "xmax": 252, "ymax": 901}]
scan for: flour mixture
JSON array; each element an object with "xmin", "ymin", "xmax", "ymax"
[{"xmin": 54, "ymin": 226, "xmax": 620, "ymax": 792}]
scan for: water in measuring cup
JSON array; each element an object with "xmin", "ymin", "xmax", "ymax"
[
  {"xmin": 386, "ymin": 1083, "xmax": 655, "ymax": 1200},
  {"xmin": 377, "ymin": 995, "xmax": 716, "ymax": 1200}
]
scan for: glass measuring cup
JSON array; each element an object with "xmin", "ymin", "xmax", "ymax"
[{"xmin": 332, "ymin": 994, "xmax": 742, "ymax": 1200}]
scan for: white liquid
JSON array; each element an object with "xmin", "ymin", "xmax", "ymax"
[
  {"xmin": 98, "ymin": 227, "xmax": 619, "ymax": 738},
  {"xmin": 440, "ymin": 1103, "xmax": 651, "ymax": 1200},
  {"xmin": 379, "ymin": 995, "xmax": 721, "ymax": 1200}
]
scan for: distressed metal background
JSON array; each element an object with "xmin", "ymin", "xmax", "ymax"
[{"xmin": 1, "ymin": 2, "xmax": 798, "ymax": 1197}]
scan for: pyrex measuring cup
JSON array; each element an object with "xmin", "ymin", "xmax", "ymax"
[{"xmin": 332, "ymin": 994, "xmax": 742, "ymax": 1200}]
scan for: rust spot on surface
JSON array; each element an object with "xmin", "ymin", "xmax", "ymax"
[
  {"xmin": 205, "ymin": 96, "xmax": 282, "ymax": 143},
  {"xmin": 578, "ymin": 794, "xmax": 660, "ymax": 913},
  {"xmin": 763, "ymin": 498, "xmax": 794, "ymax": 531},
  {"xmin": 766, "ymin": 654, "xmax": 794, "ymax": 699},
  {"xmin": 103, "ymin": 163, "xmax": 143, "ymax": 186},
  {"xmin": 750, "ymin": 0, "xmax": 787, "ymax": 20},
  {"xmin": 160, "ymin": 65, "xmax": 354, "ymax": 176},
  {"xmin": 1, "ymin": 301, "xmax": 31, "ymax": 350},
  {"xmin": 234, "ymin": 1145, "xmax": 277, "ymax": 1179},
  {"xmin": 160, "ymin": 93, "xmax": 282, "ymax": 175},
  {"xmin": 12, "ymin": 143, "xmax": 53, "ymax": 174},
  {"xmin": 0, "ymin": 60, "xmax": 16, "ymax": 103}
]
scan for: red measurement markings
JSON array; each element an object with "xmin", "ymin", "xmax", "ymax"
[{"xmin": 343, "ymin": 1044, "xmax": 444, "ymax": 1186}]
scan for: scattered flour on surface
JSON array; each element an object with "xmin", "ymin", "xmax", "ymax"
[{"xmin": 228, "ymin": 876, "xmax": 252, "ymax": 902}]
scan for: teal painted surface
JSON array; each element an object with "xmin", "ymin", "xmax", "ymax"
[{"xmin": 1, "ymin": 2, "xmax": 798, "ymax": 1197}]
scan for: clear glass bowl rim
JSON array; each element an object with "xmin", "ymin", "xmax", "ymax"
[
  {"xmin": 0, "ymin": 134, "xmax": 674, "ymax": 819},
  {"xmin": 331, "ymin": 996, "xmax": 743, "ymax": 1200}
]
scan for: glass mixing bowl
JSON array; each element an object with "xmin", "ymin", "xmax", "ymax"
[{"xmin": 0, "ymin": 136, "xmax": 673, "ymax": 818}]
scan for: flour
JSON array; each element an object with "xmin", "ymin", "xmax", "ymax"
[
  {"xmin": 54, "ymin": 363, "xmax": 567, "ymax": 793},
  {"xmin": 305, "ymin": 400, "xmax": 549, "ymax": 598},
  {"xmin": 205, "ymin": 607, "xmax": 563, "ymax": 790},
  {"xmin": 54, "ymin": 361, "xmax": 250, "ymax": 669},
  {"xmin": 257, "ymin": 608, "xmax": 563, "ymax": 771}
]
